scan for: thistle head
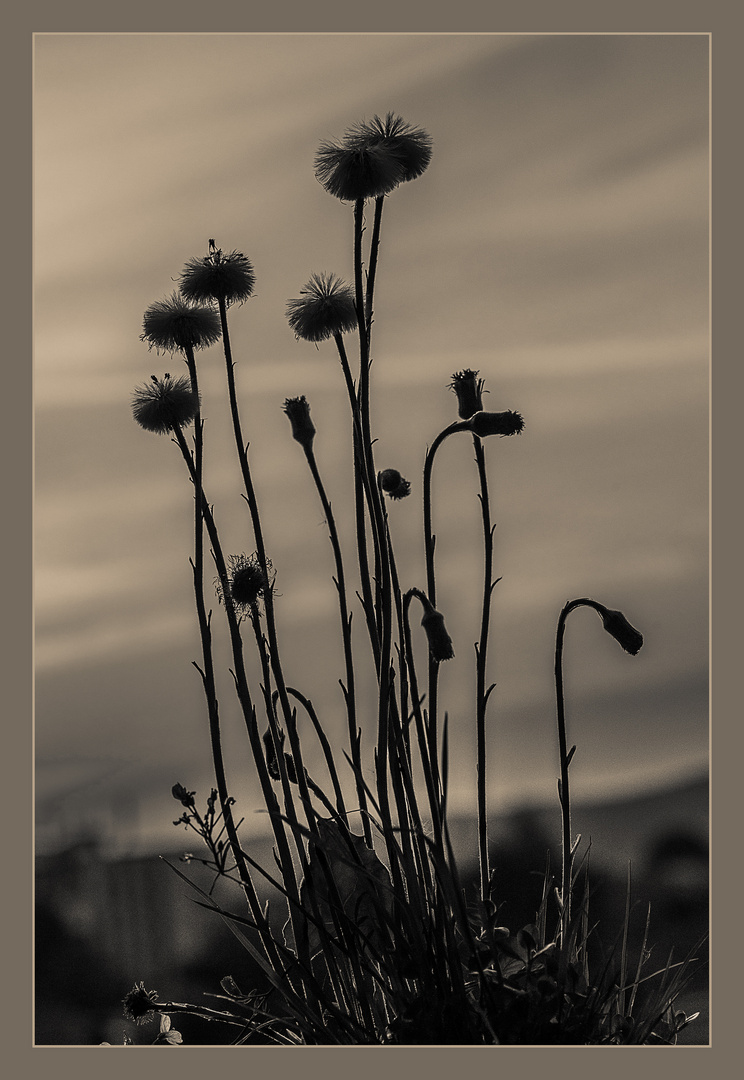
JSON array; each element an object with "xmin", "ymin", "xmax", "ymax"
[
  {"xmin": 379, "ymin": 468, "xmax": 411, "ymax": 500},
  {"xmin": 131, "ymin": 373, "xmax": 199, "ymax": 434},
  {"xmin": 286, "ymin": 273, "xmax": 358, "ymax": 342},
  {"xmin": 283, "ymin": 395, "xmax": 316, "ymax": 450},
  {"xmin": 179, "ymin": 243, "xmax": 256, "ymax": 307},
  {"xmin": 141, "ymin": 292, "xmax": 222, "ymax": 353},
  {"xmin": 468, "ymin": 409, "xmax": 524, "ymax": 438},
  {"xmin": 345, "ymin": 112, "xmax": 433, "ymax": 183},
  {"xmin": 314, "ymin": 136, "xmax": 405, "ymax": 202},
  {"xmin": 450, "ymin": 369, "xmax": 485, "ymax": 420}
]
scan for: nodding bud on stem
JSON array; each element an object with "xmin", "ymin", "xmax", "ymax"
[
  {"xmin": 262, "ymin": 729, "xmax": 298, "ymax": 783},
  {"xmin": 410, "ymin": 592, "xmax": 454, "ymax": 663},
  {"xmin": 468, "ymin": 410, "xmax": 524, "ymax": 438},
  {"xmin": 450, "ymin": 369, "xmax": 485, "ymax": 419},
  {"xmin": 283, "ymin": 395, "xmax": 316, "ymax": 450},
  {"xmin": 379, "ymin": 468, "xmax": 411, "ymax": 500},
  {"xmin": 597, "ymin": 606, "xmax": 644, "ymax": 655}
]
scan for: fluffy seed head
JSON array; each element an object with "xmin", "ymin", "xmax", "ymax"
[
  {"xmin": 217, "ymin": 553, "xmax": 271, "ymax": 614},
  {"xmin": 286, "ymin": 273, "xmax": 358, "ymax": 342},
  {"xmin": 179, "ymin": 244, "xmax": 256, "ymax": 306},
  {"xmin": 314, "ymin": 138, "xmax": 405, "ymax": 201},
  {"xmin": 131, "ymin": 374, "xmax": 199, "ymax": 434},
  {"xmin": 345, "ymin": 112, "xmax": 433, "ymax": 183},
  {"xmin": 141, "ymin": 292, "xmax": 222, "ymax": 353}
]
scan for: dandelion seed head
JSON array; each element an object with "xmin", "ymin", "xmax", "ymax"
[
  {"xmin": 131, "ymin": 373, "xmax": 199, "ymax": 435},
  {"xmin": 286, "ymin": 272, "xmax": 358, "ymax": 342},
  {"xmin": 141, "ymin": 292, "xmax": 222, "ymax": 353}
]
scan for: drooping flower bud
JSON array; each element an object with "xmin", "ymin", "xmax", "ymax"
[
  {"xmin": 131, "ymin": 374, "xmax": 199, "ymax": 434},
  {"xmin": 141, "ymin": 293, "xmax": 222, "ymax": 352},
  {"xmin": 418, "ymin": 597, "xmax": 455, "ymax": 663},
  {"xmin": 283, "ymin": 395, "xmax": 316, "ymax": 450},
  {"xmin": 468, "ymin": 410, "xmax": 524, "ymax": 438},
  {"xmin": 449, "ymin": 369, "xmax": 485, "ymax": 419},
  {"xmin": 179, "ymin": 244, "xmax": 256, "ymax": 307},
  {"xmin": 286, "ymin": 273, "xmax": 358, "ymax": 342},
  {"xmin": 379, "ymin": 468, "xmax": 411, "ymax": 500},
  {"xmin": 597, "ymin": 606, "xmax": 644, "ymax": 655}
]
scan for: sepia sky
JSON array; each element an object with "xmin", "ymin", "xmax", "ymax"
[{"xmin": 34, "ymin": 33, "xmax": 709, "ymax": 855}]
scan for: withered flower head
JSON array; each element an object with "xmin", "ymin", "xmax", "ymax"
[
  {"xmin": 123, "ymin": 982, "xmax": 159, "ymax": 1024},
  {"xmin": 171, "ymin": 783, "xmax": 195, "ymax": 807},
  {"xmin": 283, "ymin": 395, "xmax": 316, "ymax": 450},
  {"xmin": 379, "ymin": 468, "xmax": 411, "ymax": 500},
  {"xmin": 450, "ymin": 369, "xmax": 485, "ymax": 420},
  {"xmin": 286, "ymin": 273, "xmax": 358, "ymax": 342},
  {"xmin": 468, "ymin": 410, "xmax": 524, "ymax": 438},
  {"xmin": 131, "ymin": 374, "xmax": 199, "ymax": 434},
  {"xmin": 345, "ymin": 112, "xmax": 433, "ymax": 183},
  {"xmin": 314, "ymin": 136, "xmax": 405, "ymax": 202},
  {"xmin": 217, "ymin": 553, "xmax": 270, "ymax": 614},
  {"xmin": 141, "ymin": 292, "xmax": 222, "ymax": 352},
  {"xmin": 179, "ymin": 244, "xmax": 256, "ymax": 307},
  {"xmin": 597, "ymin": 606, "xmax": 644, "ymax": 656}
]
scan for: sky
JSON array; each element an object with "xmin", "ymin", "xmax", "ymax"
[{"xmin": 34, "ymin": 33, "xmax": 709, "ymax": 856}]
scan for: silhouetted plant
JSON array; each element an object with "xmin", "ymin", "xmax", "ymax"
[{"xmin": 127, "ymin": 112, "xmax": 705, "ymax": 1045}]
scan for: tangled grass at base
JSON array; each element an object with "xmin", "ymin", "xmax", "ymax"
[{"xmin": 128, "ymin": 113, "xmax": 705, "ymax": 1045}]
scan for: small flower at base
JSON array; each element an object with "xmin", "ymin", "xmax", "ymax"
[
  {"xmin": 283, "ymin": 395, "xmax": 316, "ymax": 450},
  {"xmin": 286, "ymin": 273, "xmax": 358, "ymax": 342},
  {"xmin": 420, "ymin": 605, "xmax": 455, "ymax": 663},
  {"xmin": 468, "ymin": 410, "xmax": 524, "ymax": 438},
  {"xmin": 171, "ymin": 783, "xmax": 196, "ymax": 807},
  {"xmin": 598, "ymin": 607, "xmax": 644, "ymax": 655},
  {"xmin": 179, "ymin": 244, "xmax": 255, "ymax": 307},
  {"xmin": 344, "ymin": 113, "xmax": 433, "ymax": 183},
  {"xmin": 122, "ymin": 982, "xmax": 159, "ymax": 1024},
  {"xmin": 141, "ymin": 292, "xmax": 222, "ymax": 352},
  {"xmin": 131, "ymin": 374, "xmax": 199, "ymax": 434},
  {"xmin": 450, "ymin": 369, "xmax": 485, "ymax": 419},
  {"xmin": 379, "ymin": 468, "xmax": 411, "ymax": 500}
]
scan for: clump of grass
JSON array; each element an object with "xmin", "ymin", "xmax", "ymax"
[{"xmin": 127, "ymin": 112, "xmax": 705, "ymax": 1045}]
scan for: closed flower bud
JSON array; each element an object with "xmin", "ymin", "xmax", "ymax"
[
  {"xmin": 283, "ymin": 395, "xmax": 316, "ymax": 450},
  {"xmin": 598, "ymin": 606, "xmax": 644, "ymax": 655},
  {"xmin": 421, "ymin": 606, "xmax": 455, "ymax": 663},
  {"xmin": 286, "ymin": 273, "xmax": 358, "ymax": 342},
  {"xmin": 131, "ymin": 374, "xmax": 199, "ymax": 434},
  {"xmin": 450, "ymin": 369, "xmax": 485, "ymax": 419},
  {"xmin": 141, "ymin": 292, "xmax": 222, "ymax": 353},
  {"xmin": 262, "ymin": 728, "xmax": 297, "ymax": 783},
  {"xmin": 468, "ymin": 410, "xmax": 524, "ymax": 438},
  {"xmin": 179, "ymin": 244, "xmax": 255, "ymax": 306},
  {"xmin": 379, "ymin": 468, "xmax": 411, "ymax": 500}
]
